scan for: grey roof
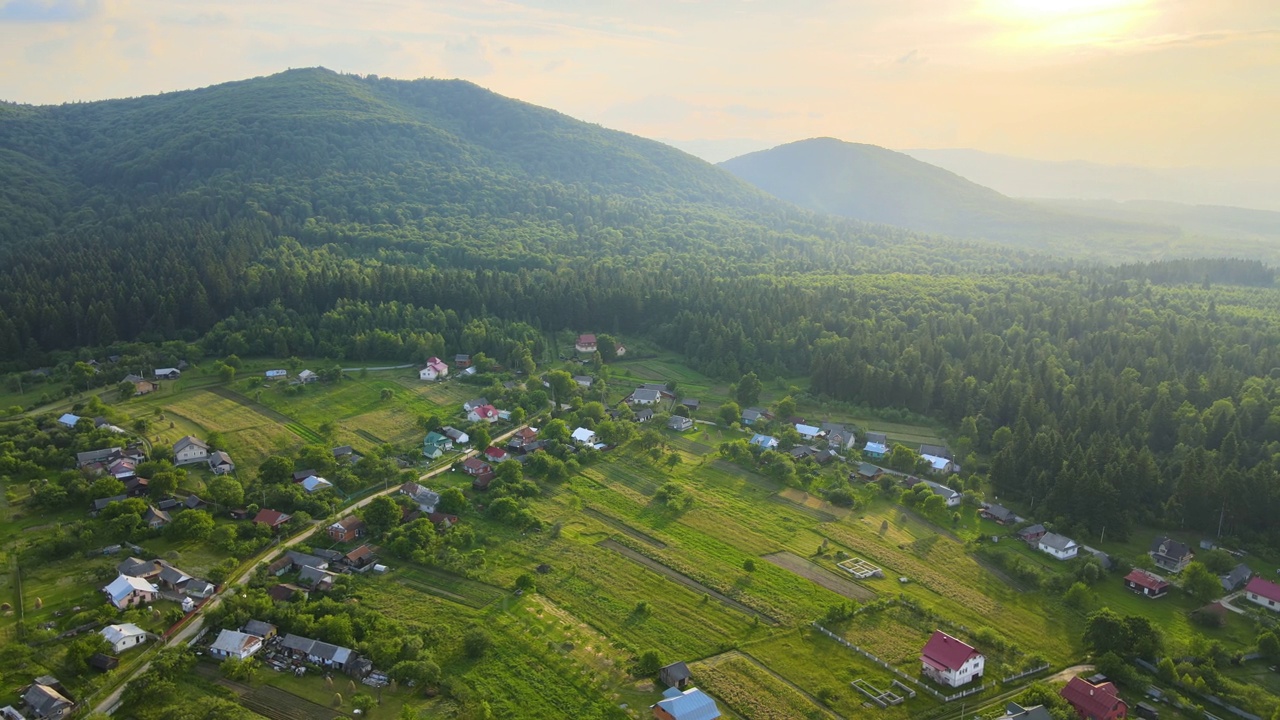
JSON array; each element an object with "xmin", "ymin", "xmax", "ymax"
[
  {"xmin": 1221, "ymin": 563, "xmax": 1252, "ymax": 591},
  {"xmin": 117, "ymin": 557, "xmax": 159, "ymax": 577},
  {"xmin": 208, "ymin": 451, "xmax": 233, "ymax": 466},
  {"xmin": 668, "ymin": 416, "xmax": 693, "ymax": 430},
  {"xmin": 919, "ymin": 444, "xmax": 951, "ymax": 459},
  {"xmin": 865, "ymin": 431, "xmax": 887, "ymax": 444},
  {"xmin": 1039, "ymin": 532, "xmax": 1078, "ymax": 552},
  {"xmin": 77, "ymin": 447, "xmax": 122, "ymax": 466},
  {"xmin": 332, "ymin": 445, "xmax": 354, "ymax": 457},
  {"xmin": 210, "ymin": 629, "xmax": 260, "ymax": 656},
  {"xmin": 184, "ymin": 494, "xmax": 205, "ymax": 509},
  {"xmin": 463, "ymin": 398, "xmax": 490, "ymax": 411},
  {"xmin": 983, "ymin": 504, "xmax": 1017, "ymax": 522},
  {"xmin": 742, "ymin": 408, "xmax": 764, "ymax": 420},
  {"xmin": 244, "ymin": 620, "xmax": 276, "ymax": 637},
  {"xmin": 857, "ymin": 462, "xmax": 882, "ymax": 476},
  {"xmin": 173, "ymin": 435, "xmax": 209, "ymax": 453},
  {"xmin": 298, "ymin": 565, "xmax": 333, "ymax": 586},
  {"xmin": 22, "ymin": 682, "xmax": 71, "ymax": 719},
  {"xmin": 1000, "ymin": 703, "xmax": 1055, "ymax": 720},
  {"xmin": 185, "ymin": 579, "xmax": 215, "ymax": 596},
  {"xmin": 1018, "ymin": 523, "xmax": 1047, "ymax": 536},
  {"xmin": 286, "ymin": 551, "xmax": 328, "ymax": 570},
  {"xmin": 158, "ymin": 564, "xmax": 190, "ymax": 586},
  {"xmin": 281, "ymin": 634, "xmax": 315, "ymax": 653},
  {"xmin": 653, "ymin": 687, "xmax": 720, "ymax": 720},
  {"xmin": 661, "ymin": 661, "xmax": 692, "ymax": 682},
  {"xmin": 635, "ymin": 409, "xmax": 654, "ymax": 421},
  {"xmin": 92, "ymin": 495, "xmax": 128, "ymax": 511},
  {"xmin": 681, "ymin": 399, "xmax": 700, "ymax": 408},
  {"xmin": 631, "ymin": 388, "xmax": 662, "ymax": 403},
  {"xmin": 1150, "ymin": 537, "xmax": 1192, "ymax": 560}
]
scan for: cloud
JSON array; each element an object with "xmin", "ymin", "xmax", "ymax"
[
  {"xmin": 0, "ymin": 0, "xmax": 99, "ymax": 22},
  {"xmin": 442, "ymin": 34, "xmax": 493, "ymax": 77}
]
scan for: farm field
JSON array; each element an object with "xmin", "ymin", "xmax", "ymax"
[
  {"xmin": 690, "ymin": 651, "xmax": 835, "ymax": 720},
  {"xmin": 150, "ymin": 388, "xmax": 304, "ymax": 468}
]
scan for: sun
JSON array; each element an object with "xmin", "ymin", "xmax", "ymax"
[{"xmin": 978, "ymin": 0, "xmax": 1153, "ymax": 46}]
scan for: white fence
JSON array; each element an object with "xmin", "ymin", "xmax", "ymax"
[{"xmin": 811, "ymin": 623, "xmax": 992, "ymax": 702}]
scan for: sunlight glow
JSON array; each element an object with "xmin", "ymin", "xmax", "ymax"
[{"xmin": 978, "ymin": 0, "xmax": 1154, "ymax": 47}]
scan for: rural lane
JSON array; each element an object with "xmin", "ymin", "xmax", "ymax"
[{"xmin": 95, "ymin": 423, "xmax": 530, "ymax": 715}]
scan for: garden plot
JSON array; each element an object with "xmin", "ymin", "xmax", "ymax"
[
  {"xmin": 838, "ymin": 557, "xmax": 884, "ymax": 579},
  {"xmin": 763, "ymin": 552, "xmax": 876, "ymax": 601},
  {"xmin": 851, "ymin": 678, "xmax": 909, "ymax": 707}
]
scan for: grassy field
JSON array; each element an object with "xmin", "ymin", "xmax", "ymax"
[{"xmin": 690, "ymin": 651, "xmax": 834, "ymax": 720}]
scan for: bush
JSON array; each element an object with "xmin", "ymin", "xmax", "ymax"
[{"xmin": 463, "ymin": 628, "xmax": 492, "ymax": 659}]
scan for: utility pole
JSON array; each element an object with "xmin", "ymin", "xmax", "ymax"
[{"xmin": 1217, "ymin": 501, "xmax": 1225, "ymax": 539}]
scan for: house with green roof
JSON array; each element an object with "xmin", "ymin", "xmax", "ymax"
[{"xmin": 423, "ymin": 431, "xmax": 452, "ymax": 459}]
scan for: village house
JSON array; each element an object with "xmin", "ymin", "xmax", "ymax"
[
  {"xmin": 298, "ymin": 369, "xmax": 318, "ymax": 384},
  {"xmin": 1124, "ymin": 569, "xmax": 1171, "ymax": 598},
  {"xmin": 1060, "ymin": 676, "xmax": 1128, "ymax": 720},
  {"xmin": 253, "ymin": 508, "xmax": 292, "ymax": 532},
  {"xmin": 207, "ymin": 450, "xmax": 235, "ymax": 475},
  {"xmin": 1220, "ymin": 564, "xmax": 1252, "ymax": 592},
  {"xmin": 441, "ymin": 426, "xmax": 470, "ymax": 445},
  {"xmin": 209, "ymin": 629, "xmax": 264, "ymax": 660},
  {"xmin": 298, "ymin": 565, "xmax": 335, "ymax": 591},
  {"xmin": 103, "ymin": 574, "xmax": 157, "ymax": 609},
  {"xmin": 422, "ymin": 431, "xmax": 450, "ymax": 459},
  {"xmin": 822, "ymin": 423, "xmax": 854, "ymax": 450},
  {"xmin": 77, "ymin": 447, "xmax": 123, "ymax": 470},
  {"xmin": 1017, "ymin": 524, "xmax": 1048, "ymax": 544},
  {"xmin": 921, "ymin": 631, "xmax": 985, "ymax": 687},
  {"xmin": 681, "ymin": 398, "xmax": 700, "ymax": 411},
  {"xmin": 571, "ymin": 427, "xmax": 597, "ymax": 446},
  {"xmin": 749, "ymin": 434, "xmax": 778, "ymax": 450},
  {"xmin": 400, "ymin": 482, "xmax": 440, "ymax": 512},
  {"xmin": 575, "ymin": 334, "xmax": 598, "ymax": 353},
  {"xmin": 630, "ymin": 388, "xmax": 662, "ymax": 406},
  {"xmin": 651, "ymin": 687, "xmax": 722, "ymax": 720},
  {"xmin": 919, "ymin": 444, "xmax": 951, "ymax": 459},
  {"xmin": 264, "ymin": 370, "xmax": 287, "ymax": 379},
  {"xmin": 117, "ymin": 557, "xmax": 164, "ymax": 579},
  {"xmin": 906, "ymin": 477, "xmax": 961, "ymax": 506},
  {"xmin": 344, "ymin": 545, "xmax": 377, "ymax": 570},
  {"xmin": 328, "ymin": 516, "xmax": 366, "ymax": 543},
  {"xmin": 795, "ymin": 423, "xmax": 821, "ymax": 440},
  {"xmin": 132, "ymin": 379, "xmax": 156, "ymax": 395},
  {"xmin": 1244, "ymin": 576, "xmax": 1280, "ymax": 612},
  {"xmin": 56, "ymin": 413, "xmax": 81, "ymax": 428},
  {"xmin": 467, "ymin": 404, "xmax": 500, "ymax": 423},
  {"xmin": 419, "ymin": 357, "xmax": 449, "ymax": 381},
  {"xmin": 980, "ymin": 504, "xmax": 1018, "ymax": 524},
  {"xmin": 1038, "ymin": 532, "xmax": 1080, "ymax": 561},
  {"xmin": 1149, "ymin": 537, "xmax": 1194, "ymax": 573},
  {"xmin": 659, "ymin": 661, "xmax": 692, "ymax": 689},
  {"xmin": 454, "ymin": 354, "xmax": 472, "ymax": 368},
  {"xmin": 634, "ymin": 408, "xmax": 654, "ymax": 423},
  {"xmin": 143, "ymin": 505, "xmax": 171, "ymax": 529},
  {"xmin": 506, "ymin": 427, "xmax": 538, "ymax": 451},
  {"xmin": 100, "ymin": 623, "xmax": 149, "ymax": 654},
  {"xmin": 484, "ymin": 446, "xmax": 509, "ymax": 464},
  {"xmin": 299, "ymin": 475, "xmax": 333, "ymax": 493},
  {"xmin": 332, "ymin": 445, "xmax": 359, "ymax": 463},
  {"xmin": 462, "ymin": 457, "xmax": 492, "ymax": 477},
  {"xmin": 920, "ymin": 453, "xmax": 955, "ymax": 475},
  {"xmin": 741, "ymin": 408, "xmax": 765, "ymax": 425},
  {"xmin": 173, "ymin": 436, "xmax": 210, "ymax": 466},
  {"xmin": 463, "ymin": 398, "xmax": 490, "ymax": 413},
  {"xmin": 853, "ymin": 462, "xmax": 884, "ymax": 483},
  {"xmin": 153, "ymin": 368, "xmax": 181, "ymax": 380},
  {"xmin": 668, "ymin": 416, "xmax": 694, "ymax": 432},
  {"xmin": 244, "ymin": 620, "xmax": 277, "ymax": 640},
  {"xmin": 863, "ymin": 431, "xmax": 889, "ymax": 458},
  {"xmin": 21, "ymin": 677, "xmax": 73, "ymax": 720},
  {"xmin": 573, "ymin": 375, "xmax": 593, "ymax": 388}
]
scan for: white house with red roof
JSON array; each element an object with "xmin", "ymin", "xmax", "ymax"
[
  {"xmin": 1244, "ymin": 576, "xmax": 1280, "ymax": 612},
  {"xmin": 920, "ymin": 630, "xmax": 984, "ymax": 687},
  {"xmin": 575, "ymin": 334, "xmax": 597, "ymax": 353},
  {"xmin": 484, "ymin": 446, "xmax": 509, "ymax": 463},
  {"xmin": 467, "ymin": 404, "xmax": 500, "ymax": 424},
  {"xmin": 1059, "ymin": 676, "xmax": 1127, "ymax": 720},
  {"xmin": 419, "ymin": 357, "xmax": 449, "ymax": 381}
]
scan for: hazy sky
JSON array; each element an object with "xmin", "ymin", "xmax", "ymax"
[{"xmin": 1, "ymin": 0, "xmax": 1276, "ymax": 167}]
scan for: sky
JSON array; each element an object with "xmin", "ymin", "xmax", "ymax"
[{"xmin": 0, "ymin": 0, "xmax": 1276, "ymax": 167}]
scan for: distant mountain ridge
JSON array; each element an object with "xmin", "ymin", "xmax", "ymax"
[
  {"xmin": 903, "ymin": 148, "xmax": 1280, "ymax": 213},
  {"xmin": 718, "ymin": 138, "xmax": 1178, "ymax": 250}
]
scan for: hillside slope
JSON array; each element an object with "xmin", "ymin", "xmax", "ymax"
[
  {"xmin": 0, "ymin": 69, "xmax": 1020, "ymax": 357},
  {"xmin": 719, "ymin": 138, "xmax": 1194, "ymax": 255}
]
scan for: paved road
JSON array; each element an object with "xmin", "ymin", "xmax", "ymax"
[{"xmin": 94, "ymin": 423, "xmax": 531, "ymax": 715}]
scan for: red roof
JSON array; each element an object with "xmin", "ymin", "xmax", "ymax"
[
  {"xmin": 1124, "ymin": 569, "xmax": 1169, "ymax": 592},
  {"xmin": 920, "ymin": 631, "xmax": 980, "ymax": 671},
  {"xmin": 1246, "ymin": 576, "xmax": 1280, "ymax": 603},
  {"xmin": 253, "ymin": 508, "xmax": 292, "ymax": 526},
  {"xmin": 462, "ymin": 457, "xmax": 491, "ymax": 472},
  {"xmin": 471, "ymin": 404, "xmax": 498, "ymax": 419},
  {"xmin": 578, "ymin": 334, "xmax": 596, "ymax": 344},
  {"xmin": 1060, "ymin": 677, "xmax": 1126, "ymax": 720},
  {"xmin": 484, "ymin": 446, "xmax": 508, "ymax": 461}
]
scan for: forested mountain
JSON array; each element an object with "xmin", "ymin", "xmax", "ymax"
[
  {"xmin": 719, "ymin": 138, "xmax": 1279, "ymax": 261},
  {"xmin": 3, "ymin": 69, "xmax": 1280, "ymax": 547},
  {"xmin": 0, "ymin": 68, "xmax": 1029, "ymax": 357}
]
